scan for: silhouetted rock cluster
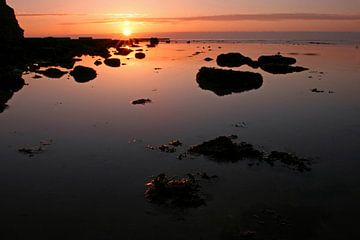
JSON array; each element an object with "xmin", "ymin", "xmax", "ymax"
[
  {"xmin": 196, "ymin": 67, "xmax": 263, "ymax": 96},
  {"xmin": 188, "ymin": 136, "xmax": 312, "ymax": 172},
  {"xmin": 216, "ymin": 52, "xmax": 309, "ymax": 74},
  {"xmin": 0, "ymin": 71, "xmax": 25, "ymax": 112}
]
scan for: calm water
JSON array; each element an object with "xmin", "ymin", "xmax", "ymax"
[{"xmin": 1, "ymin": 42, "xmax": 360, "ymax": 239}]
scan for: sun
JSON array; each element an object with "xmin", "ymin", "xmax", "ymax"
[
  {"xmin": 122, "ymin": 21, "xmax": 132, "ymax": 37},
  {"xmin": 123, "ymin": 27, "xmax": 132, "ymax": 37}
]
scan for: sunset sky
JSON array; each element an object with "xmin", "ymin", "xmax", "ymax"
[{"xmin": 8, "ymin": 0, "xmax": 360, "ymax": 37}]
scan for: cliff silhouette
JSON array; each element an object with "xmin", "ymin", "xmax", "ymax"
[{"xmin": 0, "ymin": 0, "xmax": 24, "ymax": 44}]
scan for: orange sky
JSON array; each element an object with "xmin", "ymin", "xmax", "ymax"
[{"xmin": 8, "ymin": 0, "xmax": 360, "ymax": 37}]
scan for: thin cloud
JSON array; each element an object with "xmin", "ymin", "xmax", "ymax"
[{"xmin": 17, "ymin": 12, "xmax": 360, "ymax": 24}]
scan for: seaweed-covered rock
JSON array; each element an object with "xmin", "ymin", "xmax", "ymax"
[
  {"xmin": 135, "ymin": 52, "xmax": 146, "ymax": 59},
  {"xmin": 196, "ymin": 67, "xmax": 263, "ymax": 96},
  {"xmin": 132, "ymin": 98, "xmax": 151, "ymax": 105},
  {"xmin": 260, "ymin": 64, "xmax": 308, "ymax": 74},
  {"xmin": 266, "ymin": 151, "xmax": 311, "ymax": 172},
  {"xmin": 217, "ymin": 53, "xmax": 253, "ymax": 67},
  {"xmin": 37, "ymin": 68, "xmax": 67, "ymax": 79},
  {"xmin": 0, "ymin": 0, "xmax": 24, "ymax": 45},
  {"xmin": 70, "ymin": 66, "xmax": 97, "ymax": 83},
  {"xmin": 189, "ymin": 136, "xmax": 263, "ymax": 162},
  {"xmin": 188, "ymin": 136, "xmax": 312, "ymax": 171},
  {"xmin": 104, "ymin": 58, "xmax": 121, "ymax": 67},
  {"xmin": 258, "ymin": 55, "xmax": 297, "ymax": 65},
  {"xmin": 145, "ymin": 174, "xmax": 206, "ymax": 208}
]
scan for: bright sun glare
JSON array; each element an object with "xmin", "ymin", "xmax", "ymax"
[{"xmin": 122, "ymin": 21, "xmax": 132, "ymax": 37}]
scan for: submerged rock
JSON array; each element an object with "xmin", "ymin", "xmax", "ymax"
[
  {"xmin": 204, "ymin": 57, "xmax": 214, "ymax": 62},
  {"xmin": 37, "ymin": 68, "xmax": 67, "ymax": 79},
  {"xmin": 135, "ymin": 52, "xmax": 146, "ymax": 59},
  {"xmin": 70, "ymin": 66, "xmax": 97, "ymax": 83},
  {"xmin": 104, "ymin": 58, "xmax": 121, "ymax": 67},
  {"xmin": 217, "ymin": 53, "xmax": 253, "ymax": 67},
  {"xmin": 145, "ymin": 174, "xmax": 206, "ymax": 208},
  {"xmin": 266, "ymin": 151, "xmax": 311, "ymax": 172},
  {"xmin": 196, "ymin": 67, "xmax": 263, "ymax": 96}
]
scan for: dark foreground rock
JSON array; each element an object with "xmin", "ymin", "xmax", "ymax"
[
  {"xmin": 188, "ymin": 136, "xmax": 312, "ymax": 172},
  {"xmin": 196, "ymin": 67, "xmax": 263, "ymax": 96},
  {"xmin": 217, "ymin": 53, "xmax": 253, "ymax": 67},
  {"xmin": 70, "ymin": 66, "xmax": 97, "ymax": 83},
  {"xmin": 104, "ymin": 58, "xmax": 121, "ymax": 67},
  {"xmin": 145, "ymin": 174, "xmax": 206, "ymax": 208}
]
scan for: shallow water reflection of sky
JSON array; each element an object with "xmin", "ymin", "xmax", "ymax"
[{"xmin": 0, "ymin": 42, "xmax": 359, "ymax": 239}]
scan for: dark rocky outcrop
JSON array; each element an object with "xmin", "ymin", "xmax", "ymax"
[
  {"xmin": 0, "ymin": 0, "xmax": 24, "ymax": 45},
  {"xmin": 196, "ymin": 67, "xmax": 263, "ymax": 96},
  {"xmin": 132, "ymin": 98, "xmax": 152, "ymax": 105},
  {"xmin": 217, "ymin": 53, "xmax": 253, "ymax": 67},
  {"xmin": 70, "ymin": 66, "xmax": 97, "ymax": 83}
]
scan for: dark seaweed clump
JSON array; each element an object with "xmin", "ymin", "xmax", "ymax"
[
  {"xmin": 188, "ymin": 136, "xmax": 312, "ymax": 172},
  {"xmin": 196, "ymin": 67, "xmax": 263, "ymax": 96},
  {"xmin": 145, "ymin": 174, "xmax": 206, "ymax": 208}
]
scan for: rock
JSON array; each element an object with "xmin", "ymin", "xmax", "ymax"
[
  {"xmin": 311, "ymin": 88, "xmax": 325, "ymax": 93},
  {"xmin": 104, "ymin": 58, "xmax": 121, "ymax": 67},
  {"xmin": 204, "ymin": 57, "xmax": 214, "ymax": 62},
  {"xmin": 145, "ymin": 173, "xmax": 206, "ymax": 208},
  {"xmin": 196, "ymin": 67, "xmax": 263, "ymax": 96},
  {"xmin": 149, "ymin": 37, "xmax": 159, "ymax": 45},
  {"xmin": 188, "ymin": 135, "xmax": 312, "ymax": 171},
  {"xmin": 258, "ymin": 55, "xmax": 297, "ymax": 65},
  {"xmin": 0, "ymin": 0, "xmax": 24, "ymax": 45},
  {"xmin": 217, "ymin": 53, "xmax": 253, "ymax": 67},
  {"xmin": 115, "ymin": 47, "xmax": 133, "ymax": 56},
  {"xmin": 188, "ymin": 136, "xmax": 264, "ymax": 162},
  {"xmin": 37, "ymin": 68, "xmax": 67, "ymax": 78},
  {"xmin": 260, "ymin": 64, "xmax": 308, "ymax": 74},
  {"xmin": 265, "ymin": 151, "xmax": 311, "ymax": 172},
  {"xmin": 135, "ymin": 52, "xmax": 146, "ymax": 59},
  {"xmin": 70, "ymin": 66, "xmax": 97, "ymax": 83},
  {"xmin": 132, "ymin": 98, "xmax": 152, "ymax": 105},
  {"xmin": 94, "ymin": 60, "xmax": 102, "ymax": 66}
]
